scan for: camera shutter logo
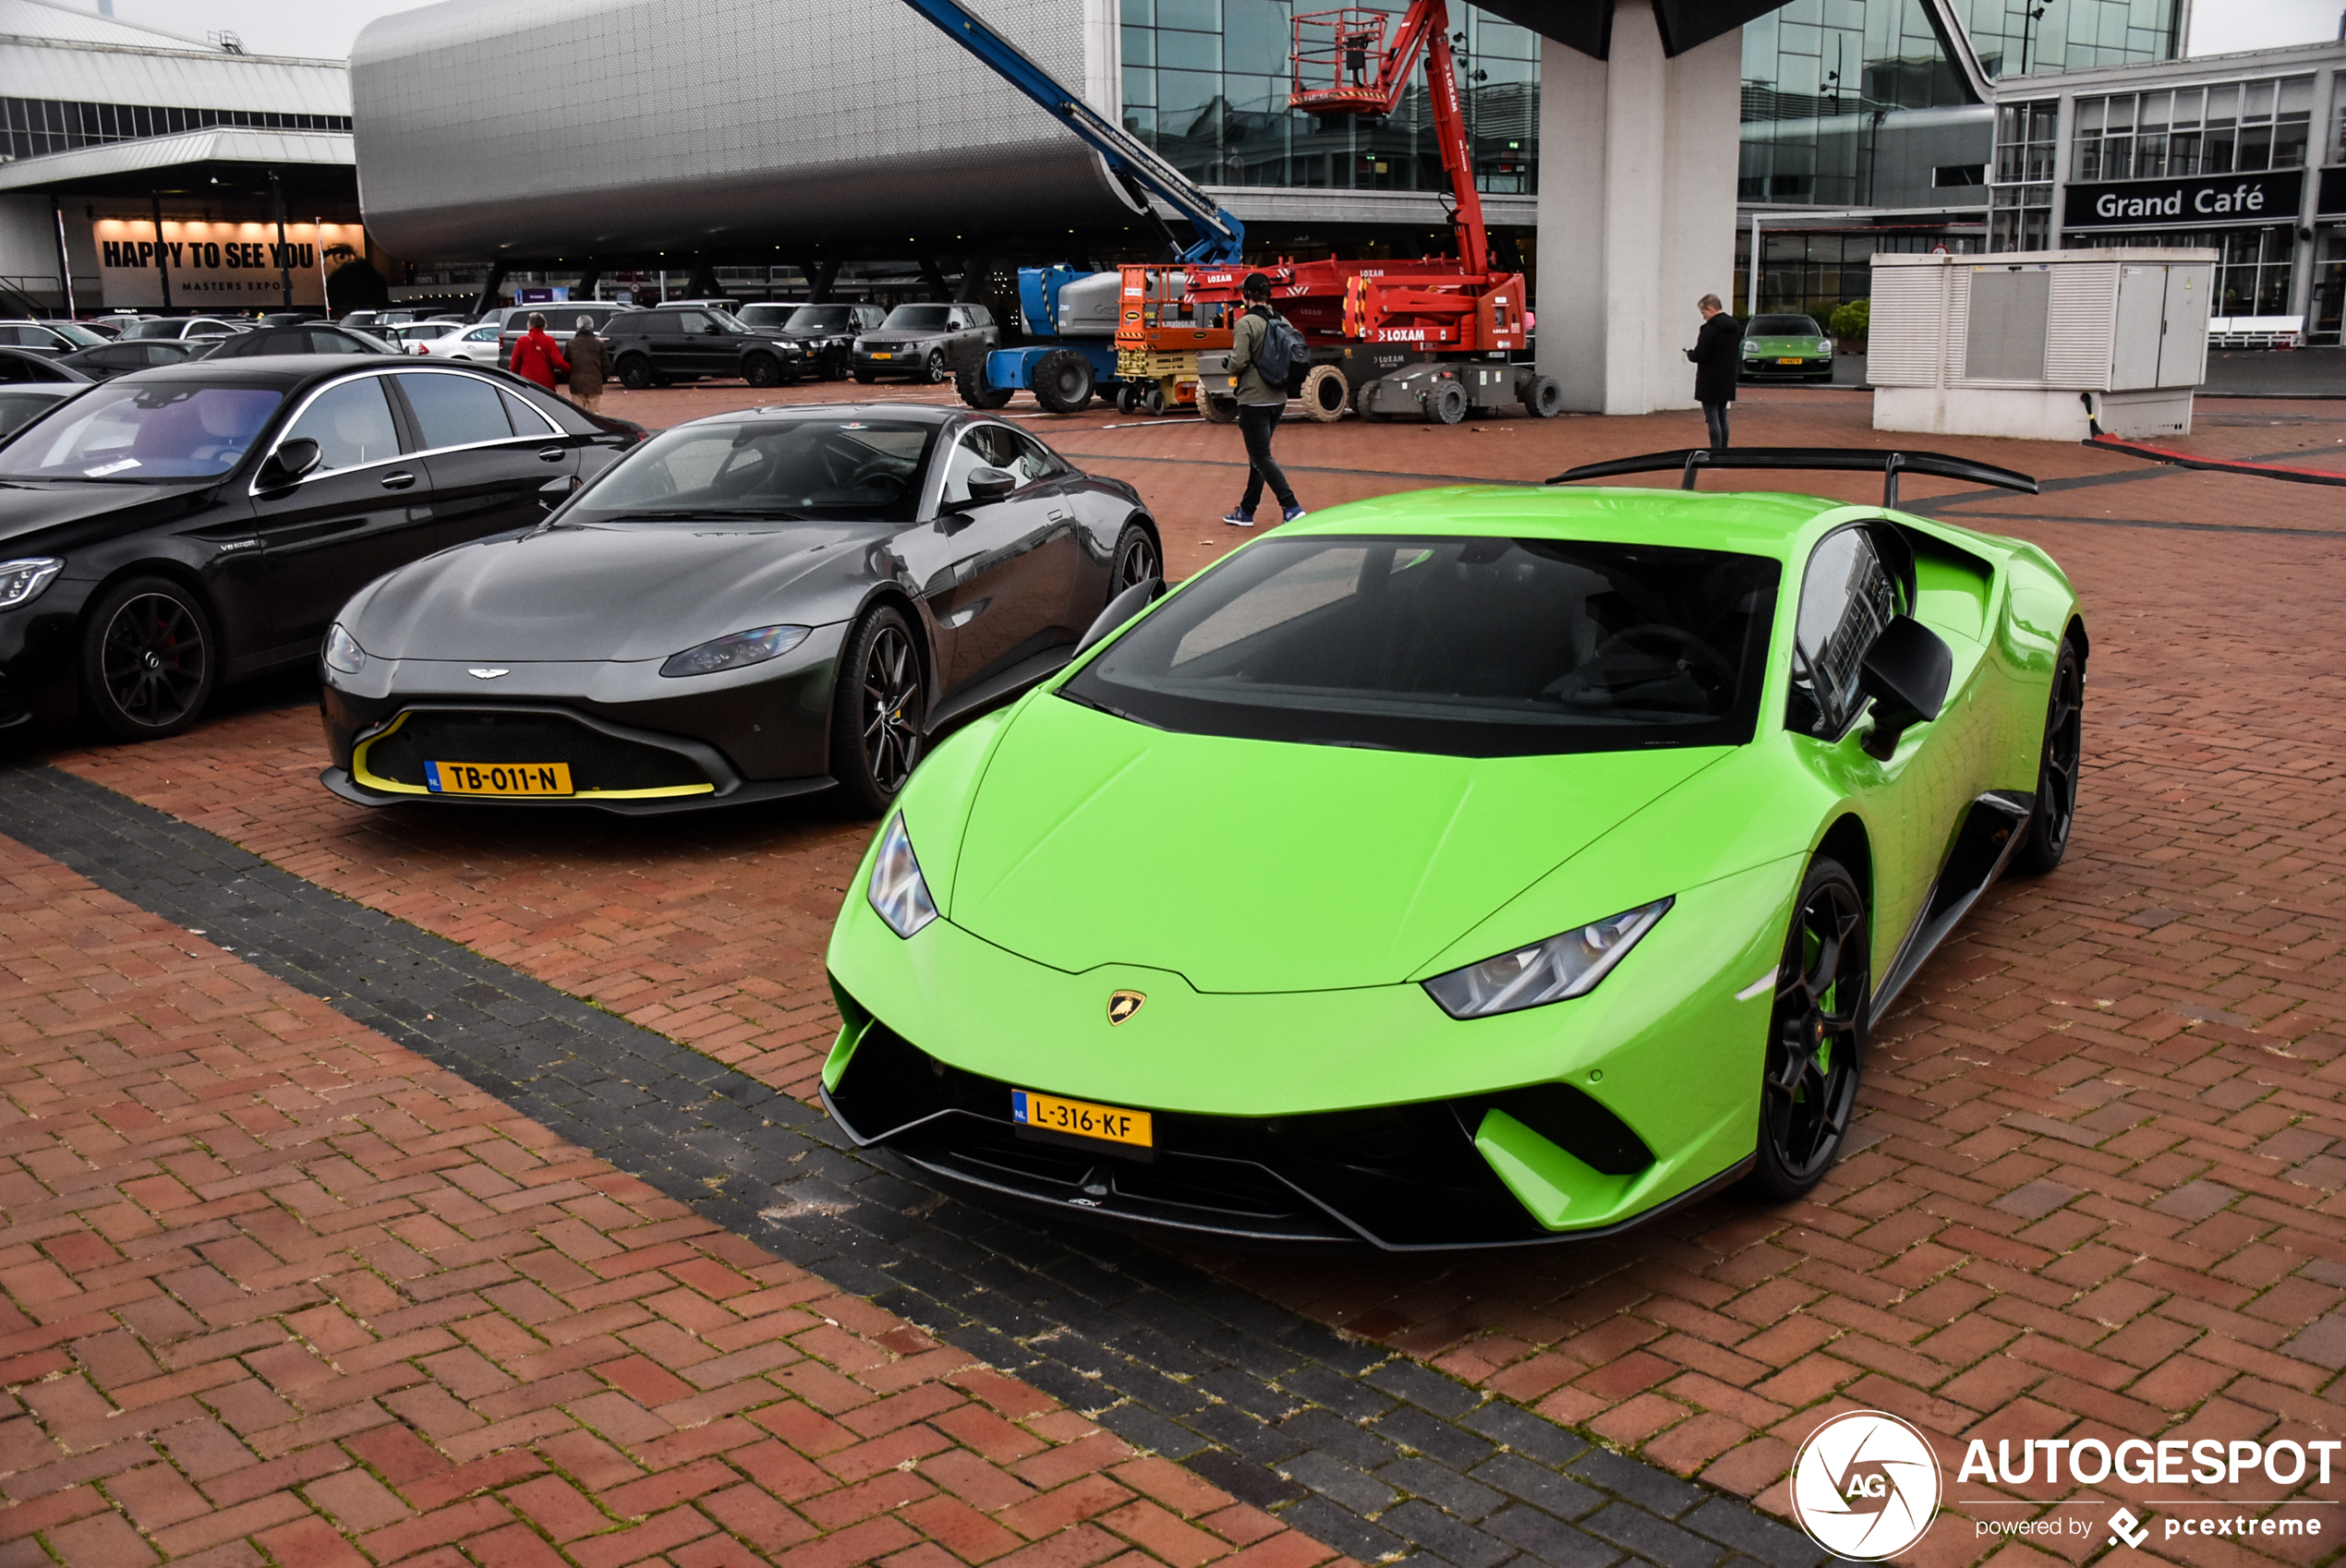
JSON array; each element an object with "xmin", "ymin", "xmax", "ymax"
[{"xmin": 1788, "ymin": 1410, "xmax": 1942, "ymax": 1560}]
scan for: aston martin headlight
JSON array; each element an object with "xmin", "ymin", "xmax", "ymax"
[
  {"xmin": 659, "ymin": 623, "xmax": 810, "ymax": 678},
  {"xmin": 867, "ymin": 814, "xmax": 937, "ymax": 938},
  {"xmin": 322, "ymin": 622, "xmax": 367, "ymax": 674},
  {"xmin": 0, "ymin": 558, "xmax": 63, "ymax": 610},
  {"xmin": 1422, "ymin": 898, "xmax": 1673, "ymax": 1019}
]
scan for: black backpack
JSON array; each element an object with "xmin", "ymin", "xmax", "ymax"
[{"xmin": 1253, "ymin": 311, "xmax": 1308, "ymax": 385}]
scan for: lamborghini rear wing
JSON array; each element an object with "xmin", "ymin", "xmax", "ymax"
[{"xmin": 1547, "ymin": 447, "xmax": 2039, "ymax": 510}]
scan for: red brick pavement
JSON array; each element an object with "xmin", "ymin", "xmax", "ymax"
[
  {"xmin": 0, "ymin": 837, "xmax": 1352, "ymax": 1568},
  {"xmin": 18, "ymin": 392, "xmax": 2346, "ymax": 1564}
]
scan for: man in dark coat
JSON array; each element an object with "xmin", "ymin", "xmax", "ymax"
[
  {"xmin": 1685, "ymin": 293, "xmax": 1740, "ymax": 449},
  {"xmin": 567, "ymin": 318, "xmax": 610, "ymax": 413}
]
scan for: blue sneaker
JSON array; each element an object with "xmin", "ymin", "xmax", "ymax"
[
  {"xmin": 1222, "ymin": 508, "xmax": 1255, "ymax": 527},
  {"xmin": 1281, "ymin": 505, "xmax": 1308, "ymax": 524}
]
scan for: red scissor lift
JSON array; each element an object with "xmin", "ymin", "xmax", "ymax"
[{"xmin": 1186, "ymin": 0, "xmax": 1559, "ymax": 423}]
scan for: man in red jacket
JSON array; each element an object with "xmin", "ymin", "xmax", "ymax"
[{"xmin": 508, "ymin": 312, "xmax": 568, "ymax": 391}]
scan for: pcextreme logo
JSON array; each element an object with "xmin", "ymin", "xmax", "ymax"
[{"xmin": 1788, "ymin": 1410, "xmax": 1943, "ymax": 1560}]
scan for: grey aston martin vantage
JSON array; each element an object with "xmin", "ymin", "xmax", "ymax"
[{"xmin": 319, "ymin": 404, "xmax": 1162, "ymax": 814}]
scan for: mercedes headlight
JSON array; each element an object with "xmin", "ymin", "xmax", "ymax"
[
  {"xmin": 867, "ymin": 814, "xmax": 938, "ymax": 938},
  {"xmin": 1422, "ymin": 898, "xmax": 1672, "ymax": 1019},
  {"xmin": 659, "ymin": 623, "xmax": 810, "ymax": 678},
  {"xmin": 322, "ymin": 622, "xmax": 367, "ymax": 675},
  {"xmin": 0, "ymin": 558, "xmax": 63, "ymax": 610}
]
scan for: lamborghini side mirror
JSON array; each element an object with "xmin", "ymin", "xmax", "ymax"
[{"xmin": 1857, "ymin": 613, "xmax": 1952, "ymax": 760}]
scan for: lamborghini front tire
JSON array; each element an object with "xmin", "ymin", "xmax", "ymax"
[
  {"xmin": 2011, "ymin": 635, "xmax": 2084, "ymax": 877},
  {"xmin": 1752, "ymin": 855, "xmax": 1867, "ymax": 1201}
]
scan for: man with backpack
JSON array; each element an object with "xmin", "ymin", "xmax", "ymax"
[{"xmin": 1224, "ymin": 272, "xmax": 1306, "ymax": 526}]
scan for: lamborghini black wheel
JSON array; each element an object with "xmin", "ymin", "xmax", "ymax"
[
  {"xmin": 831, "ymin": 605, "xmax": 925, "ymax": 816},
  {"xmin": 1752, "ymin": 856, "xmax": 1867, "ymax": 1200},
  {"xmin": 2011, "ymin": 635, "xmax": 2084, "ymax": 876}
]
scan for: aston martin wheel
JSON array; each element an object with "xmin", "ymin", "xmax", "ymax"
[
  {"xmin": 2012, "ymin": 635, "xmax": 2085, "ymax": 875},
  {"xmin": 1108, "ymin": 524, "xmax": 1160, "ymax": 598},
  {"xmin": 923, "ymin": 350, "xmax": 948, "ymax": 385},
  {"xmin": 617, "ymin": 355, "xmax": 655, "ymax": 391},
  {"xmin": 80, "ymin": 576, "xmax": 216, "ymax": 742},
  {"xmin": 1752, "ymin": 856, "xmax": 1867, "ymax": 1200},
  {"xmin": 831, "ymin": 605, "xmax": 925, "ymax": 816}
]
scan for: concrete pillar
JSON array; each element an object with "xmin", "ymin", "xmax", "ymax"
[{"xmin": 1535, "ymin": 11, "xmax": 1743, "ymax": 415}]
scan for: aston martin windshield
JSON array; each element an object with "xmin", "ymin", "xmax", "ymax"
[
  {"xmin": 0, "ymin": 382, "xmax": 283, "ymax": 480},
  {"xmin": 1062, "ymin": 535, "xmax": 1781, "ymax": 757},
  {"xmin": 565, "ymin": 417, "xmax": 938, "ymax": 524}
]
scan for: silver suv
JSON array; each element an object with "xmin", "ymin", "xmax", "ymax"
[{"xmin": 851, "ymin": 303, "xmax": 998, "ymax": 384}]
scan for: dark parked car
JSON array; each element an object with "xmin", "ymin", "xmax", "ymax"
[
  {"xmin": 54, "ymin": 341, "xmax": 204, "ymax": 381},
  {"xmin": 493, "ymin": 303, "xmax": 631, "ymax": 375},
  {"xmin": 122, "ymin": 317, "xmax": 250, "ymax": 343},
  {"xmin": 317, "ymin": 404, "xmax": 1162, "ymax": 815},
  {"xmin": 203, "ymin": 324, "xmax": 398, "ymax": 359},
  {"xmin": 0, "ymin": 385, "xmax": 84, "ymax": 437},
  {"xmin": 0, "ymin": 321, "xmax": 109, "ymax": 355},
  {"xmin": 734, "ymin": 303, "xmax": 886, "ymax": 380},
  {"xmin": 0, "ymin": 357, "xmax": 639, "ymax": 738},
  {"xmin": 605, "ymin": 306, "xmax": 804, "ymax": 390},
  {"xmin": 853, "ymin": 303, "xmax": 998, "ymax": 384},
  {"xmin": 0, "ymin": 348, "xmax": 91, "ymax": 385}
]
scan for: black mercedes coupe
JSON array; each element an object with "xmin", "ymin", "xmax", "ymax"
[
  {"xmin": 318, "ymin": 404, "xmax": 1162, "ymax": 816},
  {"xmin": 0, "ymin": 357, "xmax": 636, "ymax": 738}
]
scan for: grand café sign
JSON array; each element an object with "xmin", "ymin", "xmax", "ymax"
[{"xmin": 2063, "ymin": 169, "xmax": 2304, "ymax": 229}]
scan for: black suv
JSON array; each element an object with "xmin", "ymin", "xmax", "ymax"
[
  {"xmin": 853, "ymin": 303, "xmax": 998, "ymax": 384},
  {"xmin": 734, "ymin": 303, "xmax": 886, "ymax": 380},
  {"xmin": 606, "ymin": 306, "xmax": 804, "ymax": 389}
]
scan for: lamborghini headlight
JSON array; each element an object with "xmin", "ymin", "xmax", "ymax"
[
  {"xmin": 0, "ymin": 558, "xmax": 63, "ymax": 610},
  {"xmin": 867, "ymin": 814, "xmax": 938, "ymax": 938},
  {"xmin": 322, "ymin": 622, "xmax": 367, "ymax": 674},
  {"xmin": 1421, "ymin": 898, "xmax": 1672, "ymax": 1019},
  {"xmin": 659, "ymin": 623, "xmax": 810, "ymax": 678}
]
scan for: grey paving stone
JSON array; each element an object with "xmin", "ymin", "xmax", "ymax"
[
  {"xmin": 1381, "ymin": 1455, "xmax": 1505, "ymax": 1521},
  {"xmin": 1384, "ymin": 1500, "xmax": 1514, "ymax": 1568},
  {"xmin": 1472, "ymin": 1452, "xmax": 1606, "ymax": 1522},
  {"xmin": 0, "ymin": 757, "xmax": 1810, "ymax": 1568},
  {"xmin": 1570, "ymin": 1449, "xmax": 1708, "ymax": 1520},
  {"xmin": 1487, "ymin": 1503, "xmax": 1625, "ymax": 1568},
  {"xmin": 1584, "ymin": 1503, "xmax": 1727, "ymax": 1568},
  {"xmin": 1282, "ymin": 1450, "xmax": 1400, "ymax": 1515},
  {"xmin": 1681, "ymin": 1500, "xmax": 1822, "ymax": 1568}
]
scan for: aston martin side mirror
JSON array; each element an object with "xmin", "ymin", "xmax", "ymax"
[
  {"xmin": 258, "ymin": 436, "xmax": 321, "ymax": 488},
  {"xmin": 944, "ymin": 467, "xmax": 1018, "ymax": 515},
  {"xmin": 1858, "ymin": 613, "xmax": 1952, "ymax": 760}
]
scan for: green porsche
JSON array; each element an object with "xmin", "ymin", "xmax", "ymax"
[
  {"xmin": 1741, "ymin": 313, "xmax": 1836, "ymax": 382},
  {"xmin": 820, "ymin": 449, "xmax": 2085, "ymax": 1248}
]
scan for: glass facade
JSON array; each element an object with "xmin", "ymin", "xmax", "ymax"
[
  {"xmin": 2071, "ymin": 77, "xmax": 2315, "ymax": 179},
  {"xmin": 0, "ymin": 97, "xmax": 352, "ymax": 163},
  {"xmin": 1989, "ymin": 100, "xmax": 2058, "ymax": 249},
  {"xmin": 1119, "ymin": 0, "xmax": 1538, "ymax": 193}
]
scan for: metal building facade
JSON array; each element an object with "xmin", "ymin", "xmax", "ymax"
[{"xmin": 349, "ymin": 0, "xmax": 1141, "ymax": 260}]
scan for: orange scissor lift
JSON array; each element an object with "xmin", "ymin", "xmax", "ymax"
[{"xmin": 1179, "ymin": 0, "xmax": 1560, "ymax": 423}]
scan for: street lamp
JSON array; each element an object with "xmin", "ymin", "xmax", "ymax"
[{"xmin": 2018, "ymin": 2, "xmax": 2049, "ymax": 75}]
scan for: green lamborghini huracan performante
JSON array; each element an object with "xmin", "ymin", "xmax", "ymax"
[{"xmin": 820, "ymin": 449, "xmax": 2086, "ymax": 1248}]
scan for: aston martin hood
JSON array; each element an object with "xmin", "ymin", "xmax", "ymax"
[
  {"xmin": 943, "ymin": 694, "xmax": 1725, "ymax": 994},
  {"xmin": 348, "ymin": 520, "xmax": 886, "ymax": 662}
]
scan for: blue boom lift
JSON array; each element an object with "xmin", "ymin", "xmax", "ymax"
[{"xmin": 896, "ymin": 0, "xmax": 1248, "ymax": 413}]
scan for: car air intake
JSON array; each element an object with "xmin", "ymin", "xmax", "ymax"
[{"xmin": 364, "ymin": 710, "xmax": 709, "ymax": 794}]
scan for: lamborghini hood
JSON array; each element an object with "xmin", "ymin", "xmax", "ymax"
[
  {"xmin": 943, "ymin": 694, "xmax": 1725, "ymax": 994},
  {"xmin": 348, "ymin": 518, "xmax": 887, "ymax": 662}
]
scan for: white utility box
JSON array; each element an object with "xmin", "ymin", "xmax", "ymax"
[{"xmin": 1868, "ymin": 248, "xmax": 2216, "ymax": 440}]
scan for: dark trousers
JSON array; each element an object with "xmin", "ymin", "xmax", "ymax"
[
  {"xmin": 1238, "ymin": 403, "xmax": 1298, "ymax": 513},
  {"xmin": 1702, "ymin": 401, "xmax": 1731, "ymax": 450}
]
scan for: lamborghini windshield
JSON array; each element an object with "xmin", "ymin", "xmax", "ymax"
[
  {"xmin": 1061, "ymin": 535, "xmax": 1781, "ymax": 757},
  {"xmin": 564, "ymin": 416, "xmax": 939, "ymax": 524}
]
